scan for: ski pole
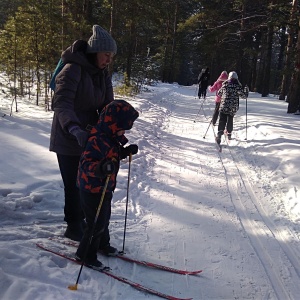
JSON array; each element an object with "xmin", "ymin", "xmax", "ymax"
[
  {"xmin": 245, "ymin": 95, "xmax": 248, "ymax": 140},
  {"xmin": 203, "ymin": 119, "xmax": 213, "ymax": 139},
  {"xmin": 203, "ymin": 103, "xmax": 220, "ymax": 138},
  {"xmin": 244, "ymin": 84, "xmax": 249, "ymax": 140},
  {"xmin": 193, "ymin": 97, "xmax": 206, "ymax": 123},
  {"xmin": 120, "ymin": 153, "xmax": 132, "ymax": 254},
  {"xmin": 68, "ymin": 175, "xmax": 111, "ymax": 291}
]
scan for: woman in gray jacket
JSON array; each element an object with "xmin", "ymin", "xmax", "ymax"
[{"xmin": 50, "ymin": 25, "xmax": 117, "ymax": 243}]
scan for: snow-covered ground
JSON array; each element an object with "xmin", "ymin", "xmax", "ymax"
[{"xmin": 0, "ymin": 80, "xmax": 300, "ymax": 300}]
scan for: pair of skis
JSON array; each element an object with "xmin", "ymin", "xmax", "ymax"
[
  {"xmin": 49, "ymin": 236, "xmax": 201, "ymax": 275},
  {"xmin": 36, "ymin": 237, "xmax": 202, "ymax": 300}
]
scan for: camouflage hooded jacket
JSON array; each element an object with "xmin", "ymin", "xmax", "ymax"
[
  {"xmin": 77, "ymin": 100, "xmax": 139, "ymax": 193},
  {"xmin": 217, "ymin": 79, "xmax": 248, "ymax": 116}
]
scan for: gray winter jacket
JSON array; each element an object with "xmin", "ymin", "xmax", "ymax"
[{"xmin": 49, "ymin": 40, "xmax": 114, "ymax": 155}]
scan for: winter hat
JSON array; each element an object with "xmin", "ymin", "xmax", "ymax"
[
  {"xmin": 218, "ymin": 71, "xmax": 228, "ymax": 81},
  {"xmin": 86, "ymin": 25, "xmax": 117, "ymax": 54},
  {"xmin": 228, "ymin": 71, "xmax": 238, "ymax": 80}
]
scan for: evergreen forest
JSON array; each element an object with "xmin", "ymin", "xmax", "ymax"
[{"xmin": 0, "ymin": 0, "xmax": 300, "ymax": 113}]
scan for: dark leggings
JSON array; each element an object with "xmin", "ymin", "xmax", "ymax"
[
  {"xmin": 217, "ymin": 112, "xmax": 234, "ymax": 135},
  {"xmin": 212, "ymin": 102, "xmax": 220, "ymax": 125},
  {"xmin": 76, "ymin": 191, "xmax": 112, "ymax": 262},
  {"xmin": 198, "ymin": 87, "xmax": 207, "ymax": 99},
  {"xmin": 56, "ymin": 154, "xmax": 84, "ymax": 223}
]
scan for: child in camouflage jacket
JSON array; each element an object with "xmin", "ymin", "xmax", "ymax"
[{"xmin": 75, "ymin": 99, "xmax": 139, "ymax": 270}]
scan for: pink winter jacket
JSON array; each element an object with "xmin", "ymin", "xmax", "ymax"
[{"xmin": 208, "ymin": 72, "xmax": 228, "ymax": 103}]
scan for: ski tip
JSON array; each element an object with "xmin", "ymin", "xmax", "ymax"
[
  {"xmin": 182, "ymin": 270, "xmax": 202, "ymax": 275},
  {"xmin": 187, "ymin": 270, "xmax": 203, "ymax": 275}
]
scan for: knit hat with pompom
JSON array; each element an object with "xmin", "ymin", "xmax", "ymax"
[{"xmin": 86, "ymin": 25, "xmax": 117, "ymax": 54}]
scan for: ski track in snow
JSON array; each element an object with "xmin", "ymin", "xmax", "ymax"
[
  {"xmin": 197, "ymin": 93, "xmax": 300, "ymax": 299},
  {"xmin": 217, "ymin": 140, "xmax": 300, "ymax": 299},
  {"xmin": 131, "ymin": 84, "xmax": 300, "ymax": 299},
  {"xmin": 1, "ymin": 82, "xmax": 300, "ymax": 299}
]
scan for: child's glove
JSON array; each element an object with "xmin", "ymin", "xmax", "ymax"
[
  {"xmin": 95, "ymin": 159, "xmax": 116, "ymax": 178},
  {"xmin": 69, "ymin": 126, "xmax": 89, "ymax": 148},
  {"xmin": 127, "ymin": 144, "xmax": 139, "ymax": 155},
  {"xmin": 120, "ymin": 144, "xmax": 138, "ymax": 159},
  {"xmin": 124, "ymin": 144, "xmax": 139, "ymax": 156}
]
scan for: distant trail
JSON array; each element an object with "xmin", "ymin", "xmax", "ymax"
[
  {"xmin": 218, "ymin": 143, "xmax": 300, "ymax": 299},
  {"xmin": 134, "ymin": 84, "xmax": 300, "ymax": 299}
]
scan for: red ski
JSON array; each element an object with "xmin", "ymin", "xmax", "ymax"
[
  {"xmin": 49, "ymin": 236, "xmax": 202, "ymax": 275},
  {"xmin": 116, "ymin": 254, "xmax": 202, "ymax": 275},
  {"xmin": 36, "ymin": 242, "xmax": 192, "ymax": 300}
]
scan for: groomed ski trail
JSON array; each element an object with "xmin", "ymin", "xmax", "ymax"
[
  {"xmin": 216, "ymin": 140, "xmax": 300, "ymax": 299},
  {"xmin": 139, "ymin": 83, "xmax": 300, "ymax": 299}
]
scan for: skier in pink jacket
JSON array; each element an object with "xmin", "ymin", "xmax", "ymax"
[{"xmin": 208, "ymin": 71, "xmax": 228, "ymax": 125}]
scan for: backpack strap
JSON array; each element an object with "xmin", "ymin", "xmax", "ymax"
[{"xmin": 49, "ymin": 58, "xmax": 65, "ymax": 91}]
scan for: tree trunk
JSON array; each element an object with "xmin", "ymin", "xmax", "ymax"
[
  {"xmin": 167, "ymin": 2, "xmax": 178, "ymax": 83},
  {"xmin": 125, "ymin": 20, "xmax": 136, "ymax": 82},
  {"xmin": 275, "ymin": 25, "xmax": 287, "ymax": 93},
  {"xmin": 109, "ymin": 0, "xmax": 117, "ymax": 76},
  {"xmin": 255, "ymin": 28, "xmax": 266, "ymax": 94},
  {"xmin": 238, "ymin": 2, "xmax": 245, "ymax": 83},
  {"xmin": 261, "ymin": 23, "xmax": 273, "ymax": 97},
  {"xmin": 61, "ymin": 0, "xmax": 65, "ymax": 52},
  {"xmin": 251, "ymin": 31, "xmax": 261, "ymax": 91},
  {"xmin": 279, "ymin": 0, "xmax": 297, "ymax": 100},
  {"xmin": 162, "ymin": 18, "xmax": 170, "ymax": 83},
  {"xmin": 287, "ymin": 16, "xmax": 300, "ymax": 113}
]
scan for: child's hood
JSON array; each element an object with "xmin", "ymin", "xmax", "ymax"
[
  {"xmin": 218, "ymin": 71, "xmax": 228, "ymax": 82},
  {"xmin": 95, "ymin": 99, "xmax": 139, "ymax": 138}
]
